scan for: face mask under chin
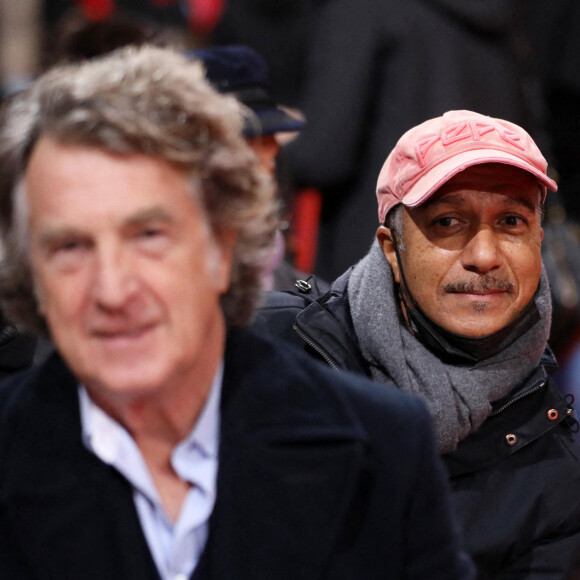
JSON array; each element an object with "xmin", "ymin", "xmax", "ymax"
[{"xmin": 400, "ymin": 289, "xmax": 541, "ymax": 364}]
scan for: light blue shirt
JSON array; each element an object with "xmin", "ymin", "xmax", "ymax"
[{"xmin": 79, "ymin": 364, "xmax": 223, "ymax": 580}]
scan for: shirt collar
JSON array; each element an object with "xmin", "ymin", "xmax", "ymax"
[{"xmin": 79, "ymin": 362, "xmax": 223, "ymax": 488}]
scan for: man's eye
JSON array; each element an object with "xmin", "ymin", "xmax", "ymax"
[
  {"xmin": 502, "ymin": 215, "xmax": 526, "ymax": 227},
  {"xmin": 135, "ymin": 221, "xmax": 171, "ymax": 239},
  {"xmin": 44, "ymin": 238, "xmax": 90, "ymax": 267},
  {"xmin": 135, "ymin": 226, "xmax": 171, "ymax": 253},
  {"xmin": 55, "ymin": 239, "xmax": 84, "ymax": 252},
  {"xmin": 434, "ymin": 217, "xmax": 457, "ymax": 227},
  {"xmin": 140, "ymin": 228, "xmax": 162, "ymax": 238}
]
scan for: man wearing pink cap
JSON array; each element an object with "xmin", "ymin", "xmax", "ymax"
[{"xmin": 254, "ymin": 110, "xmax": 580, "ymax": 578}]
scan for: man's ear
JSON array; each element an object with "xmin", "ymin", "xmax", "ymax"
[{"xmin": 376, "ymin": 225, "xmax": 401, "ymax": 284}]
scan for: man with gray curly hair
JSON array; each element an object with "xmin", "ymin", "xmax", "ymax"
[{"xmin": 0, "ymin": 45, "xmax": 474, "ymax": 580}]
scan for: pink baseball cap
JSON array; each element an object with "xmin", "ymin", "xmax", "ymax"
[{"xmin": 376, "ymin": 110, "xmax": 558, "ymax": 223}]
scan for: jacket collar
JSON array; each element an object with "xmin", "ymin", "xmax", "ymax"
[
  {"xmin": 203, "ymin": 328, "xmax": 369, "ymax": 579},
  {"xmin": 294, "ymin": 269, "xmax": 371, "ymax": 375},
  {"xmin": 293, "ymin": 271, "xmax": 565, "ymax": 472},
  {"xmin": 443, "ymin": 366, "xmax": 572, "ymax": 476}
]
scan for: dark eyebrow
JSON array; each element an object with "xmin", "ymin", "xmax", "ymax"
[{"xmin": 501, "ymin": 196, "xmax": 537, "ymax": 213}]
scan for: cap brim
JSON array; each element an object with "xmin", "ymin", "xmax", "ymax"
[
  {"xmin": 243, "ymin": 106, "xmax": 306, "ymax": 137},
  {"xmin": 403, "ymin": 148, "xmax": 558, "ymax": 208}
]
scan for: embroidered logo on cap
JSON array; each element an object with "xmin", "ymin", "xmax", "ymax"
[{"xmin": 415, "ymin": 121, "xmax": 526, "ymax": 168}]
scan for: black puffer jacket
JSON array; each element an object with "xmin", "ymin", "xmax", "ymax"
[{"xmin": 253, "ymin": 271, "xmax": 580, "ymax": 579}]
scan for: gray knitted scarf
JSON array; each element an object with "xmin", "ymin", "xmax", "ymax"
[{"xmin": 348, "ymin": 241, "xmax": 552, "ymax": 453}]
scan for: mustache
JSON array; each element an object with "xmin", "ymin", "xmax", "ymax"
[{"xmin": 443, "ymin": 276, "xmax": 514, "ymax": 293}]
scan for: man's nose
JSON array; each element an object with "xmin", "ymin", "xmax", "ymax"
[
  {"xmin": 91, "ymin": 246, "xmax": 139, "ymax": 310},
  {"xmin": 460, "ymin": 226, "xmax": 502, "ymax": 274}
]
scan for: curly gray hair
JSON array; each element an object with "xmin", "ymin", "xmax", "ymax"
[{"xmin": 0, "ymin": 45, "xmax": 278, "ymax": 335}]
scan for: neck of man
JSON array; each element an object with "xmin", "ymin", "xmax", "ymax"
[{"xmin": 85, "ymin": 317, "xmax": 226, "ymax": 520}]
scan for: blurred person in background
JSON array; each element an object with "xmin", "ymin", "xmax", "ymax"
[{"xmin": 191, "ymin": 43, "xmax": 328, "ymax": 291}]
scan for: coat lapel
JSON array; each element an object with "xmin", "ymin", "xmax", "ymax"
[{"xmin": 202, "ymin": 330, "xmax": 369, "ymax": 580}]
